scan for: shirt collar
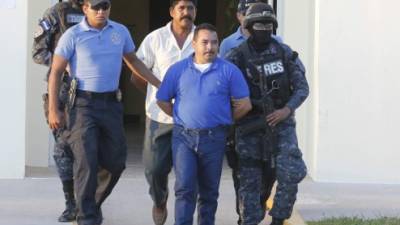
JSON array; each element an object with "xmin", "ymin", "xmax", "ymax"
[
  {"xmin": 80, "ymin": 18, "xmax": 113, "ymax": 32},
  {"xmin": 166, "ymin": 21, "xmax": 195, "ymax": 50},
  {"xmin": 188, "ymin": 54, "xmax": 220, "ymax": 73},
  {"xmin": 166, "ymin": 21, "xmax": 196, "ymax": 36},
  {"xmin": 234, "ymin": 26, "xmax": 246, "ymax": 41}
]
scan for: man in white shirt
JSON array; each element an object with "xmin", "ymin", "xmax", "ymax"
[{"xmin": 132, "ymin": 1, "xmax": 197, "ymax": 224}]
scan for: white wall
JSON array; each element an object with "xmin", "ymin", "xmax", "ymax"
[
  {"xmin": 25, "ymin": 0, "xmax": 53, "ymax": 167},
  {"xmin": 0, "ymin": 0, "xmax": 52, "ymax": 178},
  {"xmin": 278, "ymin": 0, "xmax": 319, "ymax": 178},
  {"xmin": 0, "ymin": 0, "xmax": 28, "ymax": 178},
  {"xmin": 283, "ymin": 0, "xmax": 400, "ymax": 184},
  {"xmin": 316, "ymin": 0, "xmax": 400, "ymax": 184}
]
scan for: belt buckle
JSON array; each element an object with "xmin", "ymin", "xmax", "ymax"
[{"xmin": 116, "ymin": 89, "xmax": 122, "ymax": 102}]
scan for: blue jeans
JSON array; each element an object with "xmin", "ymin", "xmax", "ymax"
[{"xmin": 172, "ymin": 125, "xmax": 228, "ymax": 225}]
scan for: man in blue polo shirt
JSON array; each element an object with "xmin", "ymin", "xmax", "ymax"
[
  {"xmin": 157, "ymin": 23, "xmax": 252, "ymax": 225},
  {"xmin": 47, "ymin": 0, "xmax": 160, "ymax": 224}
]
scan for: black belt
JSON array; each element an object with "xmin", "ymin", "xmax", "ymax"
[
  {"xmin": 175, "ymin": 124, "xmax": 230, "ymax": 135},
  {"xmin": 76, "ymin": 90, "xmax": 118, "ymax": 101}
]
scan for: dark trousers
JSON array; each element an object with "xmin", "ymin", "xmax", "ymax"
[
  {"xmin": 172, "ymin": 125, "xmax": 228, "ymax": 225},
  {"xmin": 43, "ymin": 92, "xmax": 74, "ymax": 182},
  {"xmin": 67, "ymin": 93, "xmax": 127, "ymax": 225},
  {"xmin": 226, "ymin": 132, "xmax": 276, "ymax": 225},
  {"xmin": 142, "ymin": 118, "xmax": 173, "ymax": 206},
  {"xmin": 268, "ymin": 124, "xmax": 307, "ymax": 219},
  {"xmin": 52, "ymin": 128, "xmax": 74, "ymax": 181},
  {"xmin": 230, "ymin": 121, "xmax": 307, "ymax": 223}
]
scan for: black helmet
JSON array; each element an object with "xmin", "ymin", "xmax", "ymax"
[{"xmin": 243, "ymin": 3, "xmax": 278, "ymax": 29}]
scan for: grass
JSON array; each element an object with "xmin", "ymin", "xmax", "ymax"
[{"xmin": 307, "ymin": 217, "xmax": 400, "ymax": 225}]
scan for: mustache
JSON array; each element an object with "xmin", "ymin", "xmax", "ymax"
[{"xmin": 180, "ymin": 16, "xmax": 193, "ymax": 21}]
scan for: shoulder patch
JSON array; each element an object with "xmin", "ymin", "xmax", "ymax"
[{"xmin": 39, "ymin": 19, "xmax": 52, "ymax": 31}]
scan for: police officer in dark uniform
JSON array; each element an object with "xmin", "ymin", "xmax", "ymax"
[
  {"xmin": 32, "ymin": 0, "xmax": 84, "ymax": 222},
  {"xmin": 226, "ymin": 3, "xmax": 309, "ymax": 225}
]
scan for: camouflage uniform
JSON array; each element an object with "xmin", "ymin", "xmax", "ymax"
[
  {"xmin": 226, "ymin": 38, "xmax": 309, "ymax": 224},
  {"xmin": 32, "ymin": 1, "xmax": 83, "ymax": 222},
  {"xmin": 33, "ymin": 0, "xmax": 83, "ymax": 182}
]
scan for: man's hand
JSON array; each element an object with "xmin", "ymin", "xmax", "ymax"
[
  {"xmin": 157, "ymin": 100, "xmax": 173, "ymax": 117},
  {"xmin": 232, "ymin": 97, "xmax": 252, "ymax": 120},
  {"xmin": 48, "ymin": 109, "xmax": 65, "ymax": 130},
  {"xmin": 266, "ymin": 106, "xmax": 291, "ymax": 127},
  {"xmin": 130, "ymin": 73, "xmax": 148, "ymax": 94},
  {"xmin": 123, "ymin": 52, "xmax": 161, "ymax": 88}
]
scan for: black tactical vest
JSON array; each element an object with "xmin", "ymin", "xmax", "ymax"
[
  {"xmin": 57, "ymin": 2, "xmax": 83, "ymax": 32},
  {"xmin": 52, "ymin": 2, "xmax": 84, "ymax": 51},
  {"xmin": 238, "ymin": 39, "xmax": 292, "ymax": 110}
]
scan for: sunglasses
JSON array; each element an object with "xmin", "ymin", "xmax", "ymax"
[
  {"xmin": 90, "ymin": 3, "xmax": 110, "ymax": 11},
  {"xmin": 252, "ymin": 22, "xmax": 273, "ymax": 31}
]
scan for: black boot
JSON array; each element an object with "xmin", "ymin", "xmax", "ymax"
[
  {"xmin": 58, "ymin": 180, "xmax": 77, "ymax": 222},
  {"xmin": 270, "ymin": 217, "xmax": 284, "ymax": 225}
]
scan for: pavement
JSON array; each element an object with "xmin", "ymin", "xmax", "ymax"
[
  {"xmin": 297, "ymin": 177, "xmax": 400, "ymax": 222},
  {"xmin": 2, "ymin": 124, "xmax": 399, "ymax": 224},
  {"xmin": 0, "ymin": 165, "xmax": 306, "ymax": 225},
  {"xmin": 0, "ymin": 164, "xmax": 400, "ymax": 225},
  {"xmin": 2, "ymin": 165, "xmax": 400, "ymax": 225}
]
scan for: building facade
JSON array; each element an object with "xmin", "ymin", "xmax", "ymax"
[{"xmin": 1, "ymin": 0, "xmax": 399, "ymax": 184}]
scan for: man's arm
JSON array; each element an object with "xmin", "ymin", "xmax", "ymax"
[
  {"xmin": 123, "ymin": 52, "xmax": 161, "ymax": 88},
  {"xmin": 156, "ymin": 100, "xmax": 173, "ymax": 117},
  {"xmin": 130, "ymin": 72, "xmax": 148, "ymax": 94},
  {"xmin": 232, "ymin": 97, "xmax": 252, "ymax": 120},
  {"xmin": 48, "ymin": 55, "xmax": 68, "ymax": 130},
  {"xmin": 283, "ymin": 46, "xmax": 309, "ymax": 113},
  {"xmin": 267, "ymin": 46, "xmax": 309, "ymax": 127}
]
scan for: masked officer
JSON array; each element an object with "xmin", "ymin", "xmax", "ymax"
[
  {"xmin": 220, "ymin": 1, "xmax": 282, "ymax": 224},
  {"xmin": 226, "ymin": 3, "xmax": 309, "ymax": 225},
  {"xmin": 32, "ymin": 0, "xmax": 84, "ymax": 222}
]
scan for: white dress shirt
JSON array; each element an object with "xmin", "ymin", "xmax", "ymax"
[{"xmin": 137, "ymin": 22, "xmax": 195, "ymax": 124}]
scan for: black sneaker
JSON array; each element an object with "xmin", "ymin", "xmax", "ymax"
[{"xmin": 58, "ymin": 206, "xmax": 77, "ymax": 222}]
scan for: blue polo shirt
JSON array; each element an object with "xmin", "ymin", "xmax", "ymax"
[
  {"xmin": 55, "ymin": 19, "xmax": 135, "ymax": 92},
  {"xmin": 156, "ymin": 56, "xmax": 249, "ymax": 129},
  {"xmin": 219, "ymin": 27, "xmax": 282, "ymax": 58}
]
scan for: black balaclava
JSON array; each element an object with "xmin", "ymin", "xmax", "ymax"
[{"xmin": 248, "ymin": 22, "xmax": 273, "ymax": 52}]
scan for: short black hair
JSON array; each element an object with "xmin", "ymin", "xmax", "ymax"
[
  {"xmin": 193, "ymin": 23, "xmax": 218, "ymax": 41},
  {"xmin": 170, "ymin": 0, "xmax": 197, "ymax": 8}
]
